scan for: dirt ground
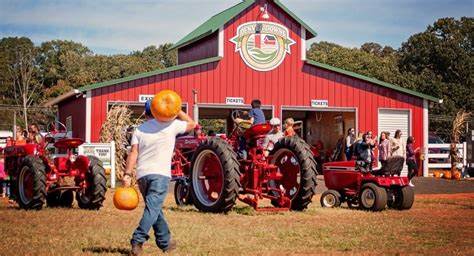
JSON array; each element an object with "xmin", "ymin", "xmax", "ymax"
[{"xmin": 0, "ymin": 179, "xmax": 473, "ymax": 256}]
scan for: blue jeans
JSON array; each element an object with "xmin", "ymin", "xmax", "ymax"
[{"xmin": 131, "ymin": 174, "xmax": 171, "ymax": 250}]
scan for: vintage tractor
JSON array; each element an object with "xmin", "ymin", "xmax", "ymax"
[
  {"xmin": 172, "ymin": 110, "xmax": 318, "ymax": 212},
  {"xmin": 3, "ymin": 122, "xmax": 107, "ymax": 210},
  {"xmin": 320, "ymin": 157, "xmax": 414, "ymax": 211}
]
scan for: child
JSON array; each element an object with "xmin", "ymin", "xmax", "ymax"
[
  {"xmin": 249, "ymin": 99, "xmax": 265, "ymax": 125},
  {"xmin": 0, "ymin": 155, "xmax": 9, "ymax": 198},
  {"xmin": 406, "ymin": 136, "xmax": 417, "ymax": 187},
  {"xmin": 123, "ymin": 100, "xmax": 196, "ymax": 254},
  {"xmin": 284, "ymin": 118, "xmax": 296, "ymax": 137}
]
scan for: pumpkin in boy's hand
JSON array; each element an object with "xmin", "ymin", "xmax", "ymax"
[
  {"xmin": 113, "ymin": 187, "xmax": 139, "ymax": 210},
  {"xmin": 151, "ymin": 90, "xmax": 182, "ymax": 122},
  {"xmin": 453, "ymin": 171, "xmax": 461, "ymax": 180}
]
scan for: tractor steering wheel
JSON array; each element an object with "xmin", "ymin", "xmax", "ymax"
[
  {"xmin": 44, "ymin": 121, "xmax": 69, "ymax": 143},
  {"xmin": 231, "ymin": 109, "xmax": 252, "ymax": 130}
]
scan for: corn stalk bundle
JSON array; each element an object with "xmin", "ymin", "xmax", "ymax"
[
  {"xmin": 99, "ymin": 105, "xmax": 133, "ymax": 181},
  {"xmin": 450, "ymin": 110, "xmax": 472, "ymax": 171}
]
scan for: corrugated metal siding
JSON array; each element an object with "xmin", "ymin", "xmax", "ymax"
[
  {"xmin": 178, "ymin": 32, "xmax": 219, "ymax": 65},
  {"xmin": 88, "ymin": 0, "xmax": 425, "ymax": 153},
  {"xmin": 58, "ymin": 95, "xmax": 86, "ymax": 140}
]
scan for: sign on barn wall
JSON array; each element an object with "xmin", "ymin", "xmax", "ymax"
[
  {"xmin": 231, "ymin": 21, "xmax": 295, "ymax": 72},
  {"xmin": 311, "ymin": 100, "xmax": 329, "ymax": 108},
  {"xmin": 226, "ymin": 97, "xmax": 245, "ymax": 105},
  {"xmin": 139, "ymin": 94, "xmax": 155, "ymax": 103}
]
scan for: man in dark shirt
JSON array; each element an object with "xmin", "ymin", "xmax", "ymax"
[{"xmin": 249, "ymin": 99, "xmax": 265, "ymax": 125}]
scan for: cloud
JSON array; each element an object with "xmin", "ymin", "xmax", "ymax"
[{"xmin": 0, "ymin": 0, "xmax": 472, "ymax": 53}]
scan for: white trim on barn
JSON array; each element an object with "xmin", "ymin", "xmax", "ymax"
[
  {"xmin": 301, "ymin": 27, "xmax": 306, "ymax": 61},
  {"xmin": 423, "ymin": 99, "xmax": 429, "ymax": 177},
  {"xmin": 218, "ymin": 26, "xmax": 225, "ymax": 58},
  {"xmin": 85, "ymin": 90, "xmax": 92, "ymax": 143}
]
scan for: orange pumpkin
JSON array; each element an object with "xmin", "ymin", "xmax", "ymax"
[
  {"xmin": 113, "ymin": 187, "xmax": 139, "ymax": 211},
  {"xmin": 433, "ymin": 171, "xmax": 441, "ymax": 178},
  {"xmin": 453, "ymin": 171, "xmax": 461, "ymax": 180},
  {"xmin": 151, "ymin": 90, "xmax": 182, "ymax": 122},
  {"xmin": 443, "ymin": 171, "xmax": 452, "ymax": 179}
]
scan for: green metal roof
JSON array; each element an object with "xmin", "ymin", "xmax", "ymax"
[
  {"xmin": 305, "ymin": 60, "xmax": 442, "ymax": 103},
  {"xmin": 78, "ymin": 56, "xmax": 222, "ymax": 92},
  {"xmin": 171, "ymin": 0, "xmax": 317, "ymax": 50}
]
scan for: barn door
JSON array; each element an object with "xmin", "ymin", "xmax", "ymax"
[{"xmin": 378, "ymin": 109, "xmax": 411, "ymax": 176}]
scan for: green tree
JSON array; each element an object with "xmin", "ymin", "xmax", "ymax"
[{"xmin": 398, "ymin": 17, "xmax": 474, "ymax": 116}]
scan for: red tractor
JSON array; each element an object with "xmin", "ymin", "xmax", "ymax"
[
  {"xmin": 2, "ymin": 122, "xmax": 107, "ymax": 210},
  {"xmin": 320, "ymin": 157, "xmax": 414, "ymax": 211},
  {"xmin": 172, "ymin": 110, "xmax": 318, "ymax": 212}
]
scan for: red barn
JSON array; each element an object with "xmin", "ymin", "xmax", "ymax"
[{"xmin": 46, "ymin": 0, "xmax": 441, "ymax": 177}]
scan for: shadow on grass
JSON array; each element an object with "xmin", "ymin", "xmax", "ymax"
[
  {"xmin": 165, "ymin": 206, "xmax": 199, "ymax": 213},
  {"xmin": 82, "ymin": 246, "xmax": 130, "ymax": 255}
]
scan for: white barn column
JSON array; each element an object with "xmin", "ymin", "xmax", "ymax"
[
  {"xmin": 218, "ymin": 26, "xmax": 224, "ymax": 58},
  {"xmin": 301, "ymin": 27, "xmax": 306, "ymax": 61},
  {"xmin": 85, "ymin": 90, "xmax": 92, "ymax": 143},
  {"xmin": 423, "ymin": 99, "xmax": 429, "ymax": 177}
]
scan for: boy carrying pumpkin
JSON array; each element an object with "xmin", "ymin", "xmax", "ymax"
[{"xmin": 122, "ymin": 91, "xmax": 196, "ymax": 255}]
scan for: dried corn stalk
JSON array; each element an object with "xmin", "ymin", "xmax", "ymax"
[
  {"xmin": 99, "ymin": 105, "xmax": 133, "ymax": 182},
  {"xmin": 450, "ymin": 110, "xmax": 471, "ymax": 174}
]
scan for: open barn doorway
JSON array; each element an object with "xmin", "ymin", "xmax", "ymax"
[
  {"xmin": 196, "ymin": 104, "xmax": 273, "ymax": 136},
  {"xmin": 281, "ymin": 107, "xmax": 357, "ymax": 169}
]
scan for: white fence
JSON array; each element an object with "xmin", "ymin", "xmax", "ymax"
[{"xmin": 427, "ymin": 143, "xmax": 467, "ymax": 172}]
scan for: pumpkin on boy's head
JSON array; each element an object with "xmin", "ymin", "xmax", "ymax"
[{"xmin": 151, "ymin": 90, "xmax": 182, "ymax": 122}]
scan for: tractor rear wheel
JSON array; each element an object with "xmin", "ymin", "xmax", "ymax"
[
  {"xmin": 270, "ymin": 137, "xmax": 318, "ymax": 211},
  {"xmin": 391, "ymin": 186, "xmax": 414, "ymax": 210},
  {"xmin": 47, "ymin": 189, "xmax": 74, "ymax": 208},
  {"xmin": 320, "ymin": 190, "xmax": 341, "ymax": 208},
  {"xmin": 190, "ymin": 138, "xmax": 240, "ymax": 213},
  {"xmin": 359, "ymin": 183, "xmax": 387, "ymax": 211},
  {"xmin": 17, "ymin": 156, "xmax": 47, "ymax": 210},
  {"xmin": 76, "ymin": 156, "xmax": 107, "ymax": 210}
]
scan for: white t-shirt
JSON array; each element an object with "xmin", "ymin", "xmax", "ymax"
[{"xmin": 131, "ymin": 119, "xmax": 187, "ymax": 179}]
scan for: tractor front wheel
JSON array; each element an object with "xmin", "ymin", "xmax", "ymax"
[
  {"xmin": 270, "ymin": 137, "xmax": 318, "ymax": 211},
  {"xmin": 190, "ymin": 138, "xmax": 240, "ymax": 213},
  {"xmin": 320, "ymin": 190, "xmax": 342, "ymax": 208},
  {"xmin": 47, "ymin": 189, "xmax": 74, "ymax": 208},
  {"xmin": 76, "ymin": 156, "xmax": 107, "ymax": 210},
  {"xmin": 359, "ymin": 183, "xmax": 387, "ymax": 211},
  {"xmin": 174, "ymin": 179, "xmax": 193, "ymax": 207},
  {"xmin": 17, "ymin": 156, "xmax": 47, "ymax": 210}
]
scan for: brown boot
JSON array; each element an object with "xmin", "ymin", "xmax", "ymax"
[
  {"xmin": 162, "ymin": 240, "xmax": 177, "ymax": 253},
  {"xmin": 130, "ymin": 243, "xmax": 143, "ymax": 256}
]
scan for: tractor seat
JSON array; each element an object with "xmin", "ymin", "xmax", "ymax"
[
  {"xmin": 243, "ymin": 123, "xmax": 272, "ymax": 140},
  {"xmin": 377, "ymin": 156, "xmax": 405, "ymax": 176},
  {"xmin": 54, "ymin": 138, "xmax": 84, "ymax": 149}
]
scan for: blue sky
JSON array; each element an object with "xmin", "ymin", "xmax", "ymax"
[{"xmin": 0, "ymin": 0, "xmax": 472, "ymax": 55}]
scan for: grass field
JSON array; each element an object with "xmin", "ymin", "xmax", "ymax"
[{"xmin": 0, "ymin": 191, "xmax": 472, "ymax": 255}]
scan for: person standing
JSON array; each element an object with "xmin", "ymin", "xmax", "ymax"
[
  {"xmin": 15, "ymin": 126, "xmax": 27, "ymax": 145},
  {"xmin": 122, "ymin": 100, "xmax": 196, "ymax": 255},
  {"xmin": 345, "ymin": 128, "xmax": 356, "ymax": 160},
  {"xmin": 284, "ymin": 118, "xmax": 296, "ymax": 137},
  {"xmin": 378, "ymin": 132, "xmax": 391, "ymax": 170},
  {"xmin": 263, "ymin": 118, "xmax": 284, "ymax": 151},
  {"xmin": 391, "ymin": 130, "xmax": 405, "ymax": 158},
  {"xmin": 406, "ymin": 136, "xmax": 418, "ymax": 187},
  {"xmin": 27, "ymin": 124, "xmax": 43, "ymax": 144},
  {"xmin": 355, "ymin": 132, "xmax": 376, "ymax": 172}
]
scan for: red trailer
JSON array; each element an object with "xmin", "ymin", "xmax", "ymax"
[{"xmin": 46, "ymin": 0, "xmax": 441, "ymax": 177}]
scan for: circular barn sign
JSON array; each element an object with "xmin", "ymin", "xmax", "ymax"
[{"xmin": 231, "ymin": 21, "xmax": 295, "ymax": 72}]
